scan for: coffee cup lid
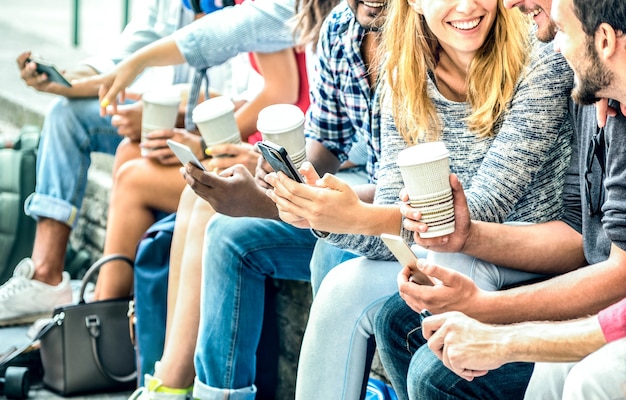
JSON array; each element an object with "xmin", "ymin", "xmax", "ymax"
[
  {"xmin": 257, "ymin": 104, "xmax": 305, "ymax": 134},
  {"xmin": 142, "ymin": 87, "xmax": 181, "ymax": 106},
  {"xmin": 397, "ymin": 142, "xmax": 449, "ymax": 166},
  {"xmin": 192, "ymin": 97, "xmax": 235, "ymax": 123}
]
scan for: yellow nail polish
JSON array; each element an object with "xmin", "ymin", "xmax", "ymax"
[
  {"xmin": 205, "ymin": 147, "xmax": 212, "ymax": 156},
  {"xmin": 100, "ymin": 99, "xmax": 109, "ymax": 108}
]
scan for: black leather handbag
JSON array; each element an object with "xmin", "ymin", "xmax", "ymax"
[{"xmin": 39, "ymin": 254, "xmax": 137, "ymax": 395}]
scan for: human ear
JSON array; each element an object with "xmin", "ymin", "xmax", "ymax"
[
  {"xmin": 407, "ymin": 0, "xmax": 422, "ymax": 13},
  {"xmin": 595, "ymin": 22, "xmax": 617, "ymax": 61}
]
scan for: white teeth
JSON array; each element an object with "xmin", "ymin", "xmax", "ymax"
[
  {"xmin": 363, "ymin": 1, "xmax": 384, "ymax": 6},
  {"xmin": 450, "ymin": 17, "xmax": 481, "ymax": 30}
]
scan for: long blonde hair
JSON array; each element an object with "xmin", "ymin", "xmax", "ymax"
[{"xmin": 382, "ymin": 1, "xmax": 530, "ymax": 143}]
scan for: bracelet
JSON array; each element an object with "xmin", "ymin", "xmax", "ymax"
[{"xmin": 200, "ymin": 139, "xmax": 210, "ymax": 160}]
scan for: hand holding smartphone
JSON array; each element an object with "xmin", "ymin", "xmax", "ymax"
[
  {"xmin": 26, "ymin": 57, "xmax": 72, "ymax": 87},
  {"xmin": 166, "ymin": 139, "xmax": 207, "ymax": 171},
  {"xmin": 381, "ymin": 233, "xmax": 435, "ymax": 286},
  {"xmin": 256, "ymin": 140, "xmax": 303, "ymax": 183}
]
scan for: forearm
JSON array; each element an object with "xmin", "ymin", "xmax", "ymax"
[
  {"xmin": 463, "ymin": 220, "xmax": 585, "ymax": 274},
  {"xmin": 350, "ymin": 203, "xmax": 402, "ymax": 236},
  {"xmin": 129, "ymin": 37, "xmax": 186, "ymax": 70},
  {"xmin": 471, "ymin": 245, "xmax": 626, "ymax": 324},
  {"xmin": 503, "ymin": 317, "xmax": 605, "ymax": 363}
]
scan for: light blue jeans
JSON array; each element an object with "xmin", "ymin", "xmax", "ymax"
[
  {"xmin": 24, "ymin": 97, "xmax": 122, "ymax": 226},
  {"xmin": 524, "ymin": 338, "xmax": 626, "ymax": 400},
  {"xmin": 192, "ymin": 215, "xmax": 318, "ymax": 400},
  {"xmin": 298, "ymin": 245, "xmax": 547, "ymax": 400}
]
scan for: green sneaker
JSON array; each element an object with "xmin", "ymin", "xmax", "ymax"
[{"xmin": 128, "ymin": 373, "xmax": 193, "ymax": 400}]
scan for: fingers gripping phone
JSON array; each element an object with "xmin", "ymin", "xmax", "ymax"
[
  {"xmin": 256, "ymin": 140, "xmax": 304, "ymax": 183},
  {"xmin": 26, "ymin": 58, "xmax": 72, "ymax": 87},
  {"xmin": 381, "ymin": 234, "xmax": 435, "ymax": 286},
  {"xmin": 166, "ymin": 139, "xmax": 207, "ymax": 171}
]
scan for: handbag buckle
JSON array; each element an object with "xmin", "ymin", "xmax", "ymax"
[{"xmin": 85, "ymin": 315, "xmax": 101, "ymax": 338}]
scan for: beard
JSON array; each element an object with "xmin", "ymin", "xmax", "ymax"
[
  {"xmin": 537, "ymin": 20, "xmax": 557, "ymax": 43},
  {"xmin": 572, "ymin": 38, "xmax": 614, "ymax": 105}
]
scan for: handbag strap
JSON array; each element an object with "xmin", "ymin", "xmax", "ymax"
[
  {"xmin": 79, "ymin": 254, "xmax": 134, "ymax": 303},
  {"xmin": 86, "ymin": 314, "xmax": 137, "ymax": 383}
]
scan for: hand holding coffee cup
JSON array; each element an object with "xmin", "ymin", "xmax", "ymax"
[
  {"xmin": 193, "ymin": 96, "xmax": 241, "ymax": 148},
  {"xmin": 397, "ymin": 142, "xmax": 455, "ymax": 238},
  {"xmin": 257, "ymin": 104, "xmax": 306, "ymax": 168},
  {"xmin": 141, "ymin": 87, "xmax": 182, "ymax": 156}
]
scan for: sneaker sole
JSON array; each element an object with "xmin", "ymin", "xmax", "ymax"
[{"xmin": 0, "ymin": 312, "xmax": 51, "ymax": 327}]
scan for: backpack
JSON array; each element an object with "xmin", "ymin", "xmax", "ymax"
[
  {"xmin": 366, "ymin": 377, "xmax": 398, "ymax": 400},
  {"xmin": 132, "ymin": 212, "xmax": 175, "ymax": 383},
  {"xmin": 0, "ymin": 125, "xmax": 40, "ymax": 285}
]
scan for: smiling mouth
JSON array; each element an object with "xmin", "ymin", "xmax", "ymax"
[
  {"xmin": 449, "ymin": 17, "xmax": 482, "ymax": 31},
  {"xmin": 520, "ymin": 6, "xmax": 543, "ymax": 18},
  {"xmin": 361, "ymin": 0, "xmax": 385, "ymax": 8}
]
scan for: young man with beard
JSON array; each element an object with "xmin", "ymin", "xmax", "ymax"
[
  {"xmin": 418, "ymin": 1, "xmax": 626, "ymax": 399},
  {"xmin": 182, "ymin": 0, "xmax": 387, "ymax": 398},
  {"xmin": 374, "ymin": 0, "xmax": 626, "ymax": 399}
]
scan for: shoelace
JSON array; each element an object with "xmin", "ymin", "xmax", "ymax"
[{"xmin": 0, "ymin": 277, "xmax": 28, "ymax": 300}]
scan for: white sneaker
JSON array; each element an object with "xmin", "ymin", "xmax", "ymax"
[{"xmin": 0, "ymin": 258, "xmax": 72, "ymax": 327}]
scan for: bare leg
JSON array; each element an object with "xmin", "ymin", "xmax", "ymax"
[
  {"xmin": 94, "ymin": 143, "xmax": 187, "ymax": 300},
  {"xmin": 30, "ymin": 217, "xmax": 71, "ymax": 285},
  {"xmin": 158, "ymin": 191, "xmax": 215, "ymax": 388}
]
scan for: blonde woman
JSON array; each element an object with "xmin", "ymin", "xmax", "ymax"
[{"xmin": 266, "ymin": 0, "xmax": 574, "ymax": 398}]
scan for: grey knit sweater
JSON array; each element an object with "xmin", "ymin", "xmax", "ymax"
[{"xmin": 325, "ymin": 37, "xmax": 575, "ymax": 260}]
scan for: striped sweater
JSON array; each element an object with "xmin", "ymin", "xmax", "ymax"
[{"xmin": 326, "ymin": 36, "xmax": 574, "ymax": 260}]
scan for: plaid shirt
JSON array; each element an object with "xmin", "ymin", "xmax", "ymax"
[{"xmin": 304, "ymin": 2, "xmax": 381, "ymax": 183}]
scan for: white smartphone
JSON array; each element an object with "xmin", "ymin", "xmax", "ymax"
[
  {"xmin": 381, "ymin": 233, "xmax": 435, "ymax": 286},
  {"xmin": 166, "ymin": 139, "xmax": 207, "ymax": 171}
]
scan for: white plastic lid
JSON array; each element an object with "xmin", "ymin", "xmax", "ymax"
[
  {"xmin": 192, "ymin": 96, "xmax": 235, "ymax": 123},
  {"xmin": 142, "ymin": 87, "xmax": 181, "ymax": 106},
  {"xmin": 257, "ymin": 104, "xmax": 305, "ymax": 133},
  {"xmin": 397, "ymin": 142, "xmax": 449, "ymax": 166}
]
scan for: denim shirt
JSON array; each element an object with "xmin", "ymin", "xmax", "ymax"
[{"xmin": 173, "ymin": 0, "xmax": 297, "ymax": 70}]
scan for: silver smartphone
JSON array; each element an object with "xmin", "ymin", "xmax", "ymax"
[
  {"xmin": 381, "ymin": 233, "xmax": 435, "ymax": 286},
  {"xmin": 166, "ymin": 139, "xmax": 207, "ymax": 171}
]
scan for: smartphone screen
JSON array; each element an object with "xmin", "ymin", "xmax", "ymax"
[
  {"xmin": 256, "ymin": 140, "xmax": 303, "ymax": 183},
  {"xmin": 27, "ymin": 58, "xmax": 72, "ymax": 87},
  {"xmin": 166, "ymin": 139, "xmax": 207, "ymax": 171}
]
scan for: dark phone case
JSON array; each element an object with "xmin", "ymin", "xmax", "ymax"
[
  {"xmin": 257, "ymin": 141, "xmax": 303, "ymax": 183},
  {"xmin": 29, "ymin": 59, "xmax": 72, "ymax": 87}
]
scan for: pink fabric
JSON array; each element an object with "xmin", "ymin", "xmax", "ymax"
[{"xmin": 598, "ymin": 297, "xmax": 626, "ymax": 342}]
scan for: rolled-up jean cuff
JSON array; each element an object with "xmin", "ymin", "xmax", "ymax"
[
  {"xmin": 24, "ymin": 193, "xmax": 79, "ymax": 228},
  {"xmin": 192, "ymin": 377, "xmax": 256, "ymax": 400}
]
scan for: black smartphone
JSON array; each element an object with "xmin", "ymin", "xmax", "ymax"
[
  {"xmin": 26, "ymin": 57, "xmax": 72, "ymax": 87},
  {"xmin": 256, "ymin": 140, "xmax": 303, "ymax": 183}
]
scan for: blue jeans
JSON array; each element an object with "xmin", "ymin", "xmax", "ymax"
[
  {"xmin": 375, "ymin": 294, "xmax": 534, "ymax": 400},
  {"xmin": 24, "ymin": 97, "xmax": 122, "ymax": 226},
  {"xmin": 193, "ymin": 215, "xmax": 318, "ymax": 400}
]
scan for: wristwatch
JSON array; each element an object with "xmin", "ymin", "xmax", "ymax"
[{"xmin": 310, "ymin": 228, "xmax": 330, "ymax": 239}]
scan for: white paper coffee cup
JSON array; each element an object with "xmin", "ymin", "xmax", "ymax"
[
  {"xmin": 193, "ymin": 96, "xmax": 241, "ymax": 147},
  {"xmin": 257, "ymin": 104, "xmax": 306, "ymax": 167},
  {"xmin": 397, "ymin": 142, "xmax": 454, "ymax": 237},
  {"xmin": 141, "ymin": 87, "xmax": 182, "ymax": 156}
]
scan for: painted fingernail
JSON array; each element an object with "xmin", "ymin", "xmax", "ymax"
[{"xmin": 100, "ymin": 99, "xmax": 109, "ymax": 108}]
